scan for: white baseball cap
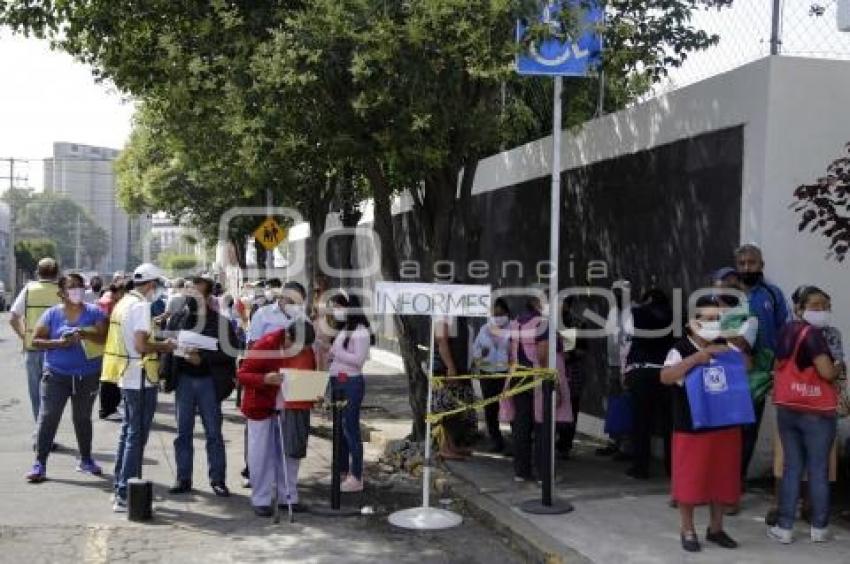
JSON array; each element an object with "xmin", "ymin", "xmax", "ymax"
[{"xmin": 132, "ymin": 263, "xmax": 164, "ymax": 284}]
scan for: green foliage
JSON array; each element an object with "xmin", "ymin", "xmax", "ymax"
[
  {"xmin": 14, "ymin": 238, "xmax": 57, "ymax": 276},
  {"xmin": 792, "ymin": 142, "xmax": 850, "ymax": 262},
  {"xmin": 2, "ymin": 190, "xmax": 109, "ymax": 270},
  {"xmin": 159, "ymin": 252, "xmax": 199, "ymax": 273}
]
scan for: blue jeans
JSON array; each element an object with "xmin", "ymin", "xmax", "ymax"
[
  {"xmin": 174, "ymin": 375, "xmax": 226, "ymax": 484},
  {"xmin": 25, "ymin": 350, "xmax": 45, "ymax": 422},
  {"xmin": 114, "ymin": 387, "xmax": 158, "ymax": 500},
  {"xmin": 777, "ymin": 407, "xmax": 837, "ymax": 530},
  {"xmin": 331, "ymin": 376, "xmax": 365, "ymax": 480}
]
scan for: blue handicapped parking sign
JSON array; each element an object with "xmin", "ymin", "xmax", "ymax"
[{"xmin": 516, "ymin": 1, "xmax": 603, "ymax": 77}]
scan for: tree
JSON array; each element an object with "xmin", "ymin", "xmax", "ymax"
[
  {"xmin": 5, "ymin": 192, "xmax": 110, "ymax": 270},
  {"xmin": 792, "ymin": 142, "xmax": 850, "ymax": 262},
  {"xmin": 1, "ymin": 0, "xmax": 735, "ymax": 438},
  {"xmin": 15, "ymin": 238, "xmax": 58, "ymax": 277}
]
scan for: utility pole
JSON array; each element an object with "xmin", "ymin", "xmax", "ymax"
[
  {"xmin": 75, "ymin": 212, "xmax": 82, "ymax": 270},
  {"xmin": 770, "ymin": 0, "xmax": 782, "ymax": 55},
  {"xmin": 265, "ymin": 188, "xmax": 274, "ymax": 278},
  {"xmin": 1, "ymin": 158, "xmax": 19, "ymax": 295}
]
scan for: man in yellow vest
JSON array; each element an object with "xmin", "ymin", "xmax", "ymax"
[
  {"xmin": 102, "ymin": 263, "xmax": 176, "ymax": 512},
  {"xmin": 9, "ymin": 258, "xmax": 60, "ymax": 441}
]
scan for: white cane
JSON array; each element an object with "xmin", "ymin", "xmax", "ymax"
[
  {"xmin": 276, "ymin": 409, "xmax": 295, "ymax": 523},
  {"xmin": 271, "ymin": 411, "xmax": 280, "ymax": 524}
]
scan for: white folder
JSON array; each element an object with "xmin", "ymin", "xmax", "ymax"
[{"xmin": 281, "ymin": 370, "xmax": 330, "ymax": 402}]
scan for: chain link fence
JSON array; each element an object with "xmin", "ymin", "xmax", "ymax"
[{"xmin": 657, "ymin": 0, "xmax": 850, "ymax": 95}]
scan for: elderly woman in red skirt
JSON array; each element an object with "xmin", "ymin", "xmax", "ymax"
[{"xmin": 661, "ymin": 296, "xmax": 747, "ymax": 553}]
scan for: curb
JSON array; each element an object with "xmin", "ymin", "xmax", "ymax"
[{"xmin": 440, "ymin": 471, "xmax": 593, "ymax": 564}]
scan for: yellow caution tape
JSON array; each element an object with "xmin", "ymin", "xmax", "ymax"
[{"xmin": 426, "ymin": 368, "xmax": 557, "ymax": 425}]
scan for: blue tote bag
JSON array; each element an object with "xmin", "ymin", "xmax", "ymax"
[{"xmin": 685, "ymin": 350, "xmax": 755, "ymax": 430}]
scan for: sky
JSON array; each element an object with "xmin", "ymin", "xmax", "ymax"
[
  {"xmin": 0, "ymin": 29, "xmax": 135, "ymax": 191},
  {"xmin": 0, "ymin": 2, "xmax": 848, "ymax": 193}
]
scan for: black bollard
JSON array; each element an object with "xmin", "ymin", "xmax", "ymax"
[
  {"xmin": 520, "ymin": 377, "xmax": 574, "ymax": 515},
  {"xmin": 310, "ymin": 388, "xmax": 360, "ymax": 518}
]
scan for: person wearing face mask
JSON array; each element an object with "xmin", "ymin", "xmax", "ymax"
[
  {"xmin": 9, "ymin": 258, "xmax": 61, "ymax": 443},
  {"xmin": 734, "ymin": 244, "xmax": 790, "ymax": 484},
  {"xmin": 247, "ymin": 288, "xmax": 288, "ymax": 346},
  {"xmin": 327, "ymin": 293, "xmax": 374, "ymax": 492},
  {"xmin": 661, "ymin": 296, "xmax": 748, "ymax": 553},
  {"xmin": 472, "ymin": 298, "xmax": 512, "ymax": 453},
  {"xmin": 102, "ymin": 263, "xmax": 177, "ymax": 512},
  {"xmin": 164, "ymin": 274, "xmax": 238, "ymax": 497},
  {"xmin": 623, "ymin": 287, "xmax": 674, "ymax": 480},
  {"xmin": 766, "ymin": 286, "xmax": 842, "ymax": 544},
  {"xmin": 25, "ymin": 273, "xmax": 108, "ymax": 482},
  {"xmin": 505, "ymin": 287, "xmax": 572, "ymax": 481}
]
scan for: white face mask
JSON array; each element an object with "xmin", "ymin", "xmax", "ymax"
[
  {"xmin": 540, "ymin": 304, "xmax": 550, "ymax": 318},
  {"xmin": 264, "ymin": 290, "xmax": 275, "ymax": 302},
  {"xmin": 67, "ymin": 288, "xmax": 85, "ymax": 305},
  {"xmin": 284, "ymin": 303, "xmax": 303, "ymax": 319},
  {"xmin": 333, "ymin": 309, "xmax": 346, "ymax": 322},
  {"xmin": 696, "ymin": 320, "xmax": 721, "ymax": 342},
  {"xmin": 490, "ymin": 315, "xmax": 509, "ymax": 328},
  {"xmin": 802, "ymin": 310, "xmax": 831, "ymax": 328}
]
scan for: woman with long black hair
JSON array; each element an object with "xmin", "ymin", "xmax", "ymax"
[{"xmin": 328, "ymin": 293, "xmax": 375, "ymax": 493}]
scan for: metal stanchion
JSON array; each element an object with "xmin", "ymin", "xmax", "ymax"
[
  {"xmin": 519, "ymin": 378, "xmax": 573, "ymax": 515},
  {"xmin": 311, "ymin": 389, "xmax": 360, "ymax": 517}
]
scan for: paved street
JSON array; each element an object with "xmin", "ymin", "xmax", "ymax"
[{"xmin": 0, "ymin": 313, "xmax": 521, "ymax": 564}]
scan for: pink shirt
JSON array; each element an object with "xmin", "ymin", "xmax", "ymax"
[{"xmin": 328, "ymin": 325, "xmax": 371, "ymax": 377}]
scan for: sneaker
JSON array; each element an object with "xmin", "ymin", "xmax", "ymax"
[
  {"xmin": 340, "ymin": 476, "xmax": 364, "ymax": 493},
  {"xmin": 112, "ymin": 497, "xmax": 127, "ymax": 513},
  {"xmin": 168, "ymin": 480, "xmax": 192, "ymax": 495},
  {"xmin": 253, "ymin": 505, "xmax": 273, "ymax": 518},
  {"xmin": 768, "ymin": 526, "xmax": 793, "ymax": 544},
  {"xmin": 706, "ymin": 527, "xmax": 738, "ymax": 549},
  {"xmin": 811, "ymin": 527, "xmax": 830, "ymax": 543},
  {"xmin": 76, "ymin": 459, "xmax": 103, "ymax": 476},
  {"xmin": 211, "ymin": 482, "xmax": 230, "ymax": 497},
  {"xmin": 25, "ymin": 462, "xmax": 46, "ymax": 483}
]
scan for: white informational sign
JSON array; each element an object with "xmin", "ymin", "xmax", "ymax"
[{"xmin": 373, "ymin": 282, "xmax": 492, "ymax": 318}]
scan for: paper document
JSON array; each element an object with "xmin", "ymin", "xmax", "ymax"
[
  {"xmin": 79, "ymin": 326, "xmax": 104, "ymax": 359},
  {"xmin": 281, "ymin": 370, "xmax": 330, "ymax": 402},
  {"xmin": 177, "ymin": 330, "xmax": 219, "ymax": 351}
]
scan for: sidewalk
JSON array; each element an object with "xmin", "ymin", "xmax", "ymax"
[
  {"xmin": 443, "ymin": 434, "xmax": 850, "ymax": 563},
  {"xmin": 0, "ymin": 315, "xmax": 521, "ymax": 564}
]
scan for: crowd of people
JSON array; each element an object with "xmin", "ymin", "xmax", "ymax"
[
  {"xmin": 9, "ymin": 261, "xmax": 373, "ymax": 517},
  {"xmin": 6, "ymin": 242, "xmax": 846, "ymax": 551}
]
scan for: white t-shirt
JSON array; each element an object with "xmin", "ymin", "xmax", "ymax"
[
  {"xmin": 10, "ymin": 284, "xmax": 32, "ymax": 317},
  {"xmin": 119, "ymin": 299, "xmax": 156, "ymax": 390}
]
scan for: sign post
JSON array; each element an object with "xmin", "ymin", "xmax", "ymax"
[
  {"xmin": 516, "ymin": 0, "xmax": 602, "ymax": 516},
  {"xmin": 376, "ymin": 282, "xmax": 491, "ymax": 530}
]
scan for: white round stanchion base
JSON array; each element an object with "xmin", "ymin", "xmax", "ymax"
[{"xmin": 388, "ymin": 507, "xmax": 463, "ymax": 530}]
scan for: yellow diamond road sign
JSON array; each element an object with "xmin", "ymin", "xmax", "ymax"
[{"xmin": 254, "ymin": 218, "xmax": 287, "ymax": 251}]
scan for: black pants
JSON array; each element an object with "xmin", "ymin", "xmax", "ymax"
[
  {"xmin": 629, "ymin": 368, "xmax": 672, "ymax": 476},
  {"xmin": 557, "ymin": 375, "xmax": 584, "ymax": 454},
  {"xmin": 511, "ymin": 390, "xmax": 536, "ymax": 478},
  {"xmin": 98, "ymin": 381, "xmax": 121, "ymax": 419},
  {"xmin": 479, "ymin": 374, "xmax": 506, "ymax": 446},
  {"xmin": 741, "ymin": 397, "xmax": 766, "ymax": 481}
]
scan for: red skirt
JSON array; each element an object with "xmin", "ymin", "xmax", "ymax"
[{"xmin": 672, "ymin": 427, "xmax": 742, "ymax": 505}]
